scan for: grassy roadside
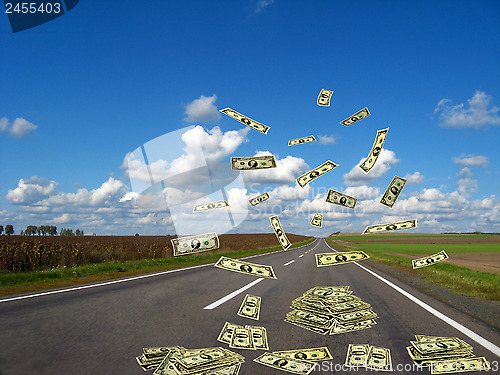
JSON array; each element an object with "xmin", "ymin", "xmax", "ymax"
[
  {"xmin": 0, "ymin": 238, "xmax": 315, "ymax": 297},
  {"xmin": 326, "ymin": 237, "xmax": 500, "ymax": 301}
]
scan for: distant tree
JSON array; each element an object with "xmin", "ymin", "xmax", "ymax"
[
  {"xmin": 80, "ymin": 229, "xmax": 84, "ymax": 236},
  {"xmin": 60, "ymin": 228, "xmax": 75, "ymax": 236},
  {"xmin": 25, "ymin": 225, "xmax": 37, "ymax": 236},
  {"xmin": 49, "ymin": 226, "xmax": 57, "ymax": 236},
  {"xmin": 5, "ymin": 225, "xmax": 14, "ymax": 235},
  {"xmin": 0, "ymin": 225, "xmax": 3, "ymax": 235},
  {"xmin": 75, "ymin": 229, "xmax": 81, "ymax": 236},
  {"xmin": 135, "ymin": 233, "xmax": 140, "ymax": 236}
]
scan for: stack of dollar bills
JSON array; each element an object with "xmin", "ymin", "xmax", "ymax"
[
  {"xmin": 406, "ymin": 335, "xmax": 490, "ymax": 374},
  {"xmin": 345, "ymin": 344, "xmax": 393, "ymax": 371},
  {"xmin": 136, "ymin": 346, "xmax": 244, "ymax": 374},
  {"xmin": 217, "ymin": 322, "xmax": 270, "ymax": 350},
  {"xmin": 284, "ymin": 286, "xmax": 378, "ymax": 335}
]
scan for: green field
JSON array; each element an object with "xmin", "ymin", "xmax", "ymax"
[{"xmin": 345, "ymin": 243, "xmax": 499, "ymax": 254}]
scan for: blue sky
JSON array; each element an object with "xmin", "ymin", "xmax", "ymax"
[{"xmin": 1, "ymin": 0, "xmax": 499, "ymax": 235}]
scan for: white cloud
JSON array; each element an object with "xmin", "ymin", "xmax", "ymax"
[
  {"xmin": 435, "ymin": 91, "xmax": 500, "ymax": 128},
  {"xmin": 6, "ymin": 177, "xmax": 58, "ymax": 204},
  {"xmin": 0, "ymin": 117, "xmax": 38, "ymax": 138},
  {"xmin": 453, "ymin": 154, "xmax": 489, "ymax": 167},
  {"xmin": 243, "ymin": 151, "xmax": 309, "ymax": 185},
  {"xmin": 255, "ymin": 0, "xmax": 274, "ymax": 13},
  {"xmin": 404, "ymin": 171, "xmax": 424, "ymax": 185},
  {"xmin": 343, "ymin": 149, "xmax": 399, "ymax": 186},
  {"xmin": 184, "ymin": 94, "xmax": 220, "ymax": 123},
  {"xmin": 344, "ymin": 186, "xmax": 380, "ymax": 200},
  {"xmin": 318, "ymin": 135, "xmax": 336, "ymax": 145},
  {"xmin": 52, "ymin": 213, "xmax": 72, "ymax": 224}
]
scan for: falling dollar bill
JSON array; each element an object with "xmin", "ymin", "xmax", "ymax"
[
  {"xmin": 296, "ymin": 160, "xmax": 338, "ymax": 188},
  {"xmin": 340, "ymin": 107, "xmax": 371, "ymax": 126},
  {"xmin": 310, "ymin": 213, "xmax": 323, "ymax": 227},
  {"xmin": 315, "ymin": 251, "xmax": 370, "ymax": 267},
  {"xmin": 249, "ymin": 192, "xmax": 270, "ymax": 207},
  {"xmin": 254, "ymin": 353, "xmax": 314, "ymax": 374},
  {"xmin": 431, "ymin": 357, "xmax": 490, "ymax": 374},
  {"xmin": 288, "ymin": 135, "xmax": 316, "ymax": 146},
  {"xmin": 214, "ymin": 256, "xmax": 277, "ymax": 279},
  {"xmin": 220, "ymin": 107, "xmax": 270, "ymax": 134},
  {"xmin": 380, "ymin": 176, "xmax": 407, "ymax": 208},
  {"xmin": 273, "ymin": 347, "xmax": 333, "ymax": 362},
  {"xmin": 317, "ymin": 89, "xmax": 334, "ymax": 107},
  {"xmin": 345, "ymin": 344, "xmax": 369, "ymax": 367},
  {"xmin": 171, "ymin": 232, "xmax": 219, "ymax": 256},
  {"xmin": 359, "ymin": 128, "xmax": 389, "ymax": 174},
  {"xmin": 237, "ymin": 294, "xmax": 261, "ymax": 320},
  {"xmin": 325, "ymin": 189, "xmax": 357, "ymax": 209},
  {"xmin": 270, "ymin": 215, "xmax": 292, "ymax": 250},
  {"xmin": 248, "ymin": 325, "xmax": 269, "ymax": 350},
  {"xmin": 193, "ymin": 200, "xmax": 229, "ymax": 213},
  {"xmin": 366, "ymin": 346, "xmax": 393, "ymax": 371},
  {"xmin": 362, "ymin": 219, "xmax": 417, "ymax": 234},
  {"xmin": 231, "ymin": 155, "xmax": 277, "ymax": 170},
  {"xmin": 412, "ymin": 250, "xmax": 449, "ymax": 269}
]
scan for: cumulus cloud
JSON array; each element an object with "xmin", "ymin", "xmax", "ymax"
[
  {"xmin": 255, "ymin": 0, "xmax": 274, "ymax": 13},
  {"xmin": 0, "ymin": 117, "xmax": 38, "ymax": 138},
  {"xmin": 318, "ymin": 135, "xmax": 336, "ymax": 145},
  {"xmin": 343, "ymin": 149, "xmax": 399, "ymax": 186},
  {"xmin": 453, "ymin": 154, "xmax": 489, "ymax": 167},
  {"xmin": 242, "ymin": 151, "xmax": 309, "ymax": 185},
  {"xmin": 6, "ymin": 177, "xmax": 57, "ymax": 204},
  {"xmin": 344, "ymin": 186, "xmax": 380, "ymax": 200},
  {"xmin": 404, "ymin": 171, "xmax": 424, "ymax": 185},
  {"xmin": 184, "ymin": 94, "xmax": 220, "ymax": 123},
  {"xmin": 435, "ymin": 91, "xmax": 500, "ymax": 128}
]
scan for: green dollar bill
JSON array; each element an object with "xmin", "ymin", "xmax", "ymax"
[
  {"xmin": 325, "ymin": 189, "xmax": 357, "ymax": 208},
  {"xmin": 270, "ymin": 215, "xmax": 292, "ymax": 250},
  {"xmin": 288, "ymin": 135, "xmax": 316, "ymax": 146},
  {"xmin": 362, "ymin": 219, "xmax": 417, "ymax": 234},
  {"xmin": 340, "ymin": 107, "xmax": 371, "ymax": 126},
  {"xmin": 412, "ymin": 251, "xmax": 449, "ymax": 269},
  {"xmin": 193, "ymin": 200, "xmax": 229, "ymax": 212},
  {"xmin": 274, "ymin": 347, "xmax": 333, "ymax": 362},
  {"xmin": 237, "ymin": 294, "xmax": 261, "ymax": 320},
  {"xmin": 214, "ymin": 256, "xmax": 277, "ymax": 279},
  {"xmin": 220, "ymin": 108, "xmax": 270, "ymax": 134},
  {"xmin": 345, "ymin": 344, "xmax": 369, "ymax": 367},
  {"xmin": 317, "ymin": 89, "xmax": 334, "ymax": 107},
  {"xmin": 315, "ymin": 251, "xmax": 370, "ymax": 267},
  {"xmin": 171, "ymin": 232, "xmax": 219, "ymax": 256},
  {"xmin": 296, "ymin": 160, "xmax": 338, "ymax": 188},
  {"xmin": 380, "ymin": 175, "xmax": 407, "ymax": 208},
  {"xmin": 231, "ymin": 155, "xmax": 276, "ymax": 170},
  {"xmin": 310, "ymin": 213, "xmax": 323, "ymax": 227},
  {"xmin": 431, "ymin": 357, "xmax": 490, "ymax": 374},
  {"xmin": 254, "ymin": 352, "xmax": 314, "ymax": 374},
  {"xmin": 359, "ymin": 128, "xmax": 389, "ymax": 174},
  {"xmin": 366, "ymin": 345, "xmax": 393, "ymax": 371},
  {"xmin": 249, "ymin": 192, "xmax": 270, "ymax": 207}
]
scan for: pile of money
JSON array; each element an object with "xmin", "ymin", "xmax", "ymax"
[
  {"xmin": 217, "ymin": 322, "xmax": 269, "ymax": 350},
  {"xmin": 406, "ymin": 335, "xmax": 489, "ymax": 374},
  {"xmin": 136, "ymin": 346, "xmax": 245, "ymax": 374},
  {"xmin": 284, "ymin": 286, "xmax": 378, "ymax": 335},
  {"xmin": 171, "ymin": 232, "xmax": 219, "ymax": 257},
  {"xmin": 315, "ymin": 251, "xmax": 370, "ymax": 267},
  {"xmin": 254, "ymin": 352, "xmax": 314, "ymax": 374},
  {"xmin": 412, "ymin": 251, "xmax": 449, "ymax": 269},
  {"xmin": 214, "ymin": 256, "xmax": 277, "ymax": 279},
  {"xmin": 345, "ymin": 344, "xmax": 393, "ymax": 371}
]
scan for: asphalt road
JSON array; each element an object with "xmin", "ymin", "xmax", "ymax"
[{"xmin": 1, "ymin": 238, "xmax": 499, "ymax": 374}]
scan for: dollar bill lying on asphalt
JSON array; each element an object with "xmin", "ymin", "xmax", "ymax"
[
  {"xmin": 273, "ymin": 347, "xmax": 333, "ymax": 362},
  {"xmin": 217, "ymin": 322, "xmax": 269, "ymax": 350},
  {"xmin": 135, "ymin": 345, "xmax": 245, "ymax": 374},
  {"xmin": 249, "ymin": 192, "xmax": 270, "ymax": 207},
  {"xmin": 288, "ymin": 135, "xmax": 316, "ymax": 146},
  {"xmin": 254, "ymin": 352, "xmax": 314, "ymax": 374},
  {"xmin": 214, "ymin": 256, "xmax": 277, "ymax": 279},
  {"xmin": 237, "ymin": 294, "xmax": 261, "ymax": 320},
  {"xmin": 315, "ymin": 251, "xmax": 370, "ymax": 267},
  {"xmin": 431, "ymin": 357, "xmax": 490, "ymax": 374},
  {"xmin": 284, "ymin": 286, "xmax": 378, "ymax": 335},
  {"xmin": 310, "ymin": 213, "xmax": 323, "ymax": 227},
  {"xmin": 412, "ymin": 250, "xmax": 449, "ymax": 269},
  {"xmin": 380, "ymin": 176, "xmax": 407, "ymax": 208},
  {"xmin": 296, "ymin": 160, "xmax": 338, "ymax": 188},
  {"xmin": 270, "ymin": 215, "xmax": 292, "ymax": 250},
  {"xmin": 317, "ymin": 89, "xmax": 334, "ymax": 106},
  {"xmin": 345, "ymin": 344, "xmax": 393, "ymax": 371},
  {"xmin": 359, "ymin": 128, "xmax": 389, "ymax": 174},
  {"xmin": 362, "ymin": 219, "xmax": 417, "ymax": 234},
  {"xmin": 171, "ymin": 232, "xmax": 219, "ymax": 256},
  {"xmin": 220, "ymin": 107, "xmax": 270, "ymax": 134},
  {"xmin": 325, "ymin": 189, "xmax": 357, "ymax": 209},
  {"xmin": 340, "ymin": 107, "xmax": 371, "ymax": 126},
  {"xmin": 231, "ymin": 155, "xmax": 277, "ymax": 170},
  {"xmin": 193, "ymin": 200, "xmax": 229, "ymax": 213}
]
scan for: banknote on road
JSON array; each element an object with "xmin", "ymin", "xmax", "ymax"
[
  {"xmin": 340, "ymin": 107, "xmax": 371, "ymax": 126},
  {"xmin": 254, "ymin": 352, "xmax": 314, "ymax": 374},
  {"xmin": 229, "ymin": 326, "xmax": 255, "ymax": 350},
  {"xmin": 380, "ymin": 176, "xmax": 407, "ymax": 208},
  {"xmin": 359, "ymin": 128, "xmax": 389, "ymax": 174},
  {"xmin": 410, "ymin": 338, "xmax": 463, "ymax": 355},
  {"xmin": 345, "ymin": 344, "xmax": 369, "ymax": 367},
  {"xmin": 270, "ymin": 215, "xmax": 292, "ymax": 250},
  {"xmin": 315, "ymin": 251, "xmax": 370, "ymax": 267},
  {"xmin": 214, "ymin": 256, "xmax": 277, "ymax": 279},
  {"xmin": 248, "ymin": 325, "xmax": 269, "ymax": 350},
  {"xmin": 220, "ymin": 107, "xmax": 270, "ymax": 134},
  {"xmin": 317, "ymin": 89, "xmax": 334, "ymax": 107},
  {"xmin": 362, "ymin": 219, "xmax": 417, "ymax": 234},
  {"xmin": 431, "ymin": 357, "xmax": 490, "ymax": 374},
  {"xmin": 237, "ymin": 294, "xmax": 261, "ymax": 320},
  {"xmin": 171, "ymin": 232, "xmax": 219, "ymax": 256},
  {"xmin": 193, "ymin": 200, "xmax": 229, "ymax": 213},
  {"xmin": 288, "ymin": 135, "xmax": 316, "ymax": 146},
  {"xmin": 273, "ymin": 347, "xmax": 333, "ymax": 362},
  {"xmin": 310, "ymin": 213, "xmax": 323, "ymax": 227},
  {"xmin": 217, "ymin": 322, "xmax": 241, "ymax": 344},
  {"xmin": 412, "ymin": 250, "xmax": 449, "ymax": 269},
  {"xmin": 296, "ymin": 160, "xmax": 338, "ymax": 188},
  {"xmin": 231, "ymin": 155, "xmax": 277, "ymax": 170},
  {"xmin": 366, "ymin": 346, "xmax": 393, "ymax": 371},
  {"xmin": 249, "ymin": 192, "xmax": 270, "ymax": 207},
  {"xmin": 325, "ymin": 189, "xmax": 357, "ymax": 208}
]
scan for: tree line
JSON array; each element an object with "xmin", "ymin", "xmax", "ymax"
[{"xmin": 0, "ymin": 225, "xmax": 84, "ymax": 236}]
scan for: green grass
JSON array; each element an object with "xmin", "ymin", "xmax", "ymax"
[
  {"xmin": 326, "ymin": 238, "xmax": 500, "ymax": 301},
  {"xmin": 348, "ymin": 243, "xmax": 499, "ymax": 254},
  {"xmin": 0, "ymin": 238, "xmax": 315, "ymax": 294},
  {"xmin": 334, "ymin": 234, "xmax": 497, "ymax": 241}
]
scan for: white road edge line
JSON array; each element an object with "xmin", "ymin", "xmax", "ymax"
[
  {"xmin": 323, "ymin": 238, "xmax": 500, "ymax": 357},
  {"xmin": 0, "ymin": 238, "xmax": 320, "ymax": 304},
  {"xmin": 203, "ymin": 278, "xmax": 264, "ymax": 310},
  {"xmin": 284, "ymin": 260, "xmax": 295, "ymax": 266},
  {"xmin": 299, "ymin": 254, "xmax": 304, "ymax": 258}
]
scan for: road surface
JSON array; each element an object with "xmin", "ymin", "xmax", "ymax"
[{"xmin": 1, "ymin": 238, "xmax": 499, "ymax": 374}]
